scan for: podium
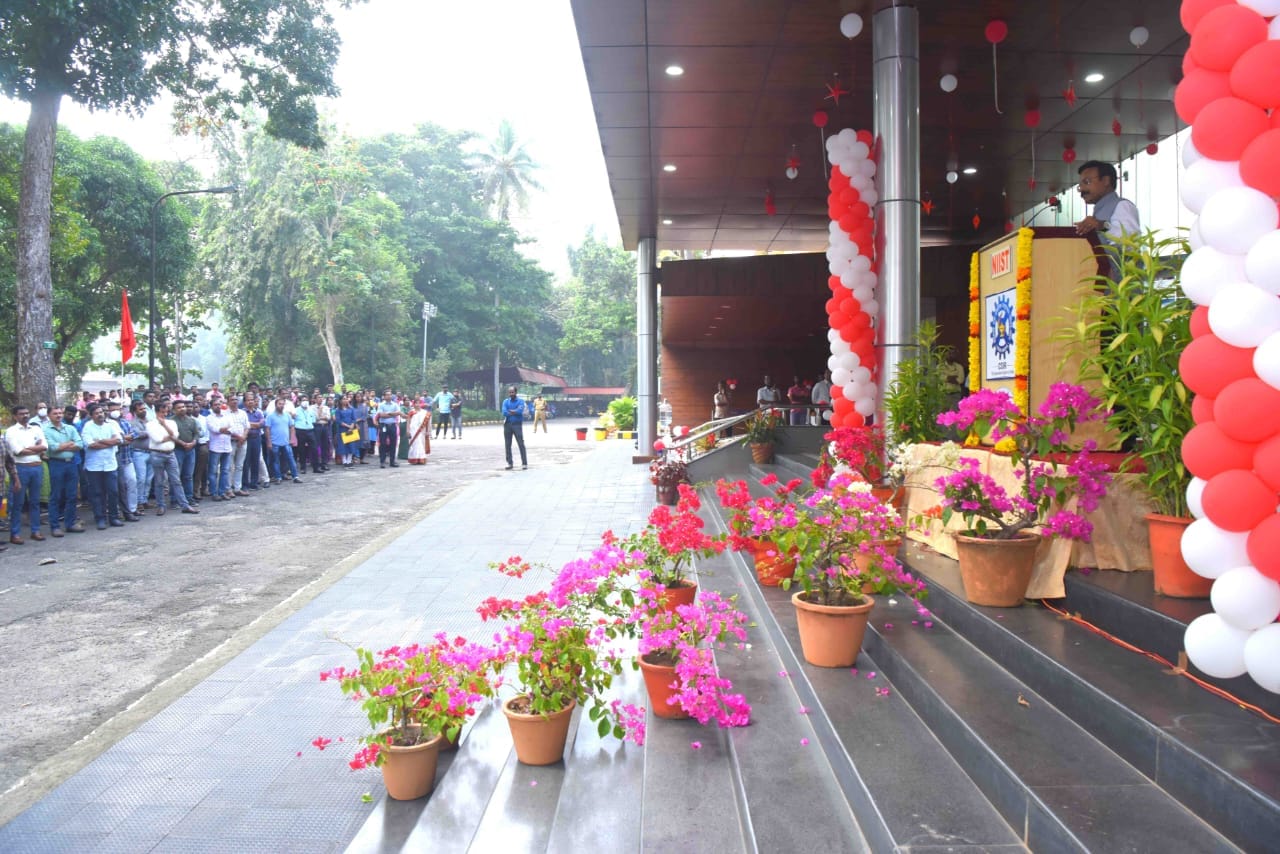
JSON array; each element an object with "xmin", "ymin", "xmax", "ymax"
[{"xmin": 973, "ymin": 227, "xmax": 1117, "ymax": 450}]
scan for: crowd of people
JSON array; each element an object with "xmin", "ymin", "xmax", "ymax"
[{"xmin": 0, "ymin": 382, "xmax": 476, "ymax": 548}]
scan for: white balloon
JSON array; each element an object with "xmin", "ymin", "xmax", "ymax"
[
  {"xmin": 861, "ymin": 189, "xmax": 878, "ymax": 207},
  {"xmin": 1255, "ymin": 332, "xmax": 1280, "ymax": 391},
  {"xmin": 862, "ymin": 298, "xmax": 879, "ymax": 317},
  {"xmin": 839, "ymin": 352, "xmax": 858, "ymax": 371},
  {"xmin": 850, "ymin": 366, "xmax": 872, "ymax": 386},
  {"xmin": 827, "ymin": 354, "xmax": 842, "ymax": 372},
  {"xmin": 849, "ymin": 255, "xmax": 871, "ymax": 274},
  {"xmin": 1187, "ymin": 477, "xmax": 1207, "ymax": 520},
  {"xmin": 859, "ymin": 160, "xmax": 878, "ymax": 179},
  {"xmin": 1207, "ymin": 282, "xmax": 1280, "ymax": 348},
  {"xmin": 1181, "ymin": 159, "xmax": 1243, "ymax": 215},
  {"xmin": 840, "ymin": 12, "xmax": 864, "ymax": 39},
  {"xmin": 831, "ymin": 338, "xmax": 851, "ymax": 355},
  {"xmin": 1245, "ymin": 230, "xmax": 1280, "ymax": 296},
  {"xmin": 832, "ymin": 368, "xmax": 852, "ymax": 386},
  {"xmin": 1244, "ymin": 623, "xmax": 1280, "ymax": 693},
  {"xmin": 1272, "ymin": 15, "xmax": 1280, "ymax": 39},
  {"xmin": 837, "ymin": 128, "xmax": 857, "ymax": 144},
  {"xmin": 852, "ymin": 286, "xmax": 873, "ymax": 304},
  {"xmin": 850, "ymin": 141, "xmax": 869, "ymax": 161},
  {"xmin": 1189, "ymin": 218, "xmax": 1204, "ymax": 251},
  {"xmin": 1211, "ymin": 566, "xmax": 1280, "ymax": 631},
  {"xmin": 1184, "ymin": 613, "xmax": 1251, "ymax": 679},
  {"xmin": 1182, "ymin": 518, "xmax": 1252, "ymax": 579},
  {"xmin": 1129, "ymin": 26, "xmax": 1149, "ymax": 48},
  {"xmin": 822, "ymin": 409, "xmax": 834, "ymax": 423},
  {"xmin": 939, "ymin": 74, "xmax": 958, "ymax": 93},
  {"xmin": 1182, "ymin": 136, "xmax": 1202, "ymax": 169},
  {"xmin": 1199, "ymin": 186, "xmax": 1280, "ymax": 255},
  {"xmin": 1240, "ymin": 0, "xmax": 1280, "ymax": 15},
  {"xmin": 854, "ymin": 396, "xmax": 877, "ymax": 417},
  {"xmin": 1180, "ymin": 247, "xmax": 1248, "ymax": 306}
]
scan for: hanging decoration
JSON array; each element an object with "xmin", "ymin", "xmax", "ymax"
[
  {"xmin": 839, "ymin": 12, "xmax": 864, "ymax": 39},
  {"xmin": 1177, "ymin": 0, "xmax": 1280, "ymax": 695},
  {"xmin": 1130, "ymin": 26, "xmax": 1150, "ymax": 48},
  {"xmin": 764, "ymin": 188, "xmax": 777, "ymax": 216},
  {"xmin": 825, "ymin": 73, "xmax": 850, "ymax": 105},
  {"xmin": 1062, "ymin": 146, "xmax": 1077, "ymax": 163},
  {"xmin": 1024, "ymin": 109, "xmax": 1041, "ymax": 129},
  {"xmin": 986, "ymin": 19, "xmax": 1009, "ymax": 115},
  {"xmin": 1063, "ymin": 79, "xmax": 1078, "ymax": 107},
  {"xmin": 785, "ymin": 144, "xmax": 800, "ymax": 180},
  {"xmin": 922, "ymin": 191, "xmax": 934, "ymax": 216},
  {"xmin": 946, "ymin": 170, "xmax": 959, "ymax": 184},
  {"xmin": 813, "ymin": 110, "xmax": 830, "ymax": 179},
  {"xmin": 972, "ymin": 211, "xmax": 982, "ymax": 230},
  {"xmin": 940, "ymin": 73, "xmax": 958, "ymax": 93},
  {"xmin": 1113, "ymin": 117, "xmax": 1124, "ymax": 136},
  {"xmin": 823, "ymin": 128, "xmax": 879, "ymax": 428}
]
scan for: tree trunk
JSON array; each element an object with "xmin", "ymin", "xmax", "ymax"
[
  {"xmin": 16, "ymin": 89, "xmax": 62, "ymax": 407},
  {"xmin": 318, "ymin": 299, "xmax": 344, "ymax": 386}
]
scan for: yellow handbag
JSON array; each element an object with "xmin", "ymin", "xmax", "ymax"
[{"xmin": 340, "ymin": 427, "xmax": 361, "ymax": 444}]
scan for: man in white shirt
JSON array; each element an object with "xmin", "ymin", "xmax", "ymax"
[
  {"xmin": 205, "ymin": 399, "xmax": 234, "ymax": 499},
  {"xmin": 756, "ymin": 375, "xmax": 781, "ymax": 409},
  {"xmin": 1074, "ymin": 160, "xmax": 1140, "ymax": 246},
  {"xmin": 146, "ymin": 400, "xmax": 199, "ymax": 516},
  {"xmin": 225, "ymin": 395, "xmax": 250, "ymax": 496},
  {"xmin": 810, "ymin": 370, "xmax": 833, "ymax": 426},
  {"xmin": 5, "ymin": 404, "xmax": 48, "ymax": 544}
]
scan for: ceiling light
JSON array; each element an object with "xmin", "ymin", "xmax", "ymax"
[
  {"xmin": 663, "ymin": 163, "xmax": 677, "ymax": 172},
  {"xmin": 713, "ymin": 316, "xmax": 723, "ymax": 320},
  {"xmin": 665, "ymin": 64, "xmax": 684, "ymax": 77},
  {"xmin": 1084, "ymin": 72, "xmax": 1105, "ymax": 83},
  {"xmin": 720, "ymin": 304, "xmax": 732, "ymax": 309},
  {"xmin": 662, "ymin": 218, "xmax": 673, "ymax": 225},
  {"xmin": 963, "ymin": 167, "xmax": 977, "ymax": 175}
]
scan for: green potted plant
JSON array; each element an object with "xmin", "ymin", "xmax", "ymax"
[
  {"xmin": 883, "ymin": 320, "xmax": 962, "ymax": 444},
  {"xmin": 648, "ymin": 454, "xmax": 690, "ymax": 505},
  {"xmin": 1063, "ymin": 230, "xmax": 1205, "ymax": 596},
  {"xmin": 608, "ymin": 396, "xmax": 637, "ymax": 438},
  {"xmin": 743, "ymin": 408, "xmax": 784, "ymax": 463}
]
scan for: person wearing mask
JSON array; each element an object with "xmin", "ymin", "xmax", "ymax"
[
  {"xmin": 129, "ymin": 400, "xmax": 154, "ymax": 509},
  {"xmin": 172, "ymin": 400, "xmax": 201, "ymax": 505},
  {"xmin": 293, "ymin": 393, "xmax": 319, "ymax": 474},
  {"xmin": 205, "ymin": 398, "xmax": 234, "ymax": 499},
  {"xmin": 146, "ymin": 400, "xmax": 198, "ymax": 516},
  {"xmin": 6, "ymin": 405, "xmax": 47, "ymax": 544},
  {"xmin": 107, "ymin": 400, "xmax": 141, "ymax": 521},
  {"xmin": 225, "ymin": 395, "xmax": 250, "ymax": 497},
  {"xmin": 42, "ymin": 406, "xmax": 85, "ymax": 536},
  {"xmin": 264, "ymin": 397, "xmax": 303, "ymax": 483},
  {"xmin": 501, "ymin": 386, "xmax": 529, "ymax": 471},
  {"xmin": 29, "ymin": 401, "xmax": 51, "ymax": 428},
  {"xmin": 374, "ymin": 389, "xmax": 402, "ymax": 468},
  {"xmin": 81, "ymin": 404, "xmax": 126, "ymax": 529}
]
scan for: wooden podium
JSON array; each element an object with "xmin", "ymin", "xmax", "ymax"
[{"xmin": 974, "ymin": 227, "xmax": 1117, "ymax": 450}]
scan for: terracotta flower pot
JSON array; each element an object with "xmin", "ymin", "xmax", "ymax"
[
  {"xmin": 1146, "ymin": 513, "xmax": 1212, "ymax": 598},
  {"xmin": 658, "ymin": 579, "xmax": 697, "ymax": 612},
  {"xmin": 655, "ymin": 484, "xmax": 679, "ymax": 505},
  {"xmin": 502, "ymin": 696, "xmax": 576, "ymax": 766},
  {"xmin": 379, "ymin": 732, "xmax": 444, "ymax": 800},
  {"xmin": 850, "ymin": 537, "xmax": 903, "ymax": 574},
  {"xmin": 750, "ymin": 540, "xmax": 796, "ymax": 587},
  {"xmin": 791, "ymin": 591, "xmax": 874, "ymax": 668},
  {"xmin": 954, "ymin": 531, "xmax": 1041, "ymax": 607},
  {"xmin": 749, "ymin": 441, "xmax": 775, "ymax": 464},
  {"xmin": 638, "ymin": 654, "xmax": 690, "ymax": 719},
  {"xmin": 870, "ymin": 485, "xmax": 907, "ymax": 517}
]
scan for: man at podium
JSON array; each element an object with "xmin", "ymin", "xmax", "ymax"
[{"xmin": 1073, "ymin": 160, "xmax": 1140, "ymax": 245}]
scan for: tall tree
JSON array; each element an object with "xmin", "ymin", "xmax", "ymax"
[
  {"xmin": 0, "ymin": 0, "xmax": 356, "ymax": 405},
  {"xmin": 473, "ymin": 120, "xmax": 542, "ymax": 222},
  {"xmin": 557, "ymin": 231, "xmax": 636, "ymax": 387}
]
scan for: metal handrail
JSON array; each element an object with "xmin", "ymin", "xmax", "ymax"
[{"xmin": 658, "ymin": 404, "xmax": 825, "ymax": 461}]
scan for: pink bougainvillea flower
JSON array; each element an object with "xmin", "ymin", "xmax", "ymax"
[
  {"xmin": 530, "ymin": 781, "xmax": 538, "ymax": 787},
  {"xmin": 866, "ymin": 672, "xmax": 877, "ymax": 679},
  {"xmin": 875, "ymin": 687, "xmax": 891, "ymax": 697},
  {"xmin": 296, "ymin": 751, "xmax": 302, "ymax": 757},
  {"xmin": 800, "ymin": 738, "xmax": 810, "ymax": 746},
  {"xmin": 691, "ymin": 741, "xmax": 703, "ymax": 750},
  {"xmin": 778, "ymin": 670, "xmax": 789, "ymax": 678},
  {"xmin": 312, "ymin": 737, "xmax": 332, "ymax": 751},
  {"xmin": 884, "ymin": 623, "xmax": 894, "ymax": 630},
  {"xmin": 798, "ymin": 705, "xmax": 810, "ymax": 715},
  {"xmin": 850, "ymin": 668, "xmax": 858, "ymax": 676},
  {"xmin": 924, "ymin": 621, "xmax": 934, "ymax": 629}
]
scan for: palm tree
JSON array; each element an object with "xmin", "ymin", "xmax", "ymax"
[{"xmin": 475, "ymin": 120, "xmax": 542, "ymax": 222}]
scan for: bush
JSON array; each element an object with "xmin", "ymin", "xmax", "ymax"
[{"xmin": 608, "ymin": 396, "xmax": 637, "ymax": 430}]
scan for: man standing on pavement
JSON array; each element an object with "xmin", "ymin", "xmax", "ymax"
[
  {"xmin": 243, "ymin": 393, "xmax": 266, "ymax": 488},
  {"xmin": 81, "ymin": 404, "xmax": 126, "ymax": 529},
  {"xmin": 192, "ymin": 394, "xmax": 212, "ymax": 498},
  {"xmin": 225, "ymin": 395, "xmax": 250, "ymax": 497},
  {"xmin": 265, "ymin": 398, "xmax": 303, "ymax": 483},
  {"xmin": 532, "ymin": 395, "xmax": 548, "ymax": 434},
  {"xmin": 172, "ymin": 400, "xmax": 200, "ymax": 505},
  {"xmin": 375, "ymin": 389, "xmax": 401, "ymax": 468},
  {"xmin": 146, "ymin": 401, "xmax": 199, "ymax": 516},
  {"xmin": 432, "ymin": 386, "xmax": 453, "ymax": 440},
  {"xmin": 501, "ymin": 386, "xmax": 528, "ymax": 471},
  {"xmin": 0, "ymin": 424, "xmax": 14, "ymax": 550},
  {"xmin": 42, "ymin": 405, "xmax": 85, "ymax": 536},
  {"xmin": 107, "ymin": 400, "xmax": 140, "ymax": 521},
  {"xmin": 205, "ymin": 398, "xmax": 234, "ymax": 499},
  {"xmin": 450, "ymin": 388, "xmax": 464, "ymax": 439},
  {"xmin": 293, "ymin": 393, "xmax": 319, "ymax": 474},
  {"xmin": 6, "ymin": 405, "xmax": 48, "ymax": 544}
]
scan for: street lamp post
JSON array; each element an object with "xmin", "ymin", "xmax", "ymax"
[
  {"xmin": 421, "ymin": 301, "xmax": 438, "ymax": 385},
  {"xmin": 150, "ymin": 185, "xmax": 236, "ymax": 389}
]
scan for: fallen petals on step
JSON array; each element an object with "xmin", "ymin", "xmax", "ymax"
[
  {"xmin": 800, "ymin": 738, "xmax": 810, "ymax": 746},
  {"xmin": 866, "ymin": 671, "xmax": 877, "ymax": 679},
  {"xmin": 691, "ymin": 741, "xmax": 703, "ymax": 750},
  {"xmin": 924, "ymin": 621, "xmax": 933, "ymax": 629},
  {"xmin": 778, "ymin": 670, "xmax": 789, "ymax": 678},
  {"xmin": 911, "ymin": 620, "xmax": 919, "ymax": 625},
  {"xmin": 850, "ymin": 667, "xmax": 859, "ymax": 675},
  {"xmin": 798, "ymin": 705, "xmax": 810, "ymax": 715},
  {"xmin": 883, "ymin": 622, "xmax": 894, "ymax": 630},
  {"xmin": 530, "ymin": 780, "xmax": 538, "ymax": 787},
  {"xmin": 875, "ymin": 687, "xmax": 891, "ymax": 697}
]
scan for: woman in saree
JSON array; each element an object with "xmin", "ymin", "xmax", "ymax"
[{"xmin": 407, "ymin": 401, "xmax": 431, "ymax": 464}]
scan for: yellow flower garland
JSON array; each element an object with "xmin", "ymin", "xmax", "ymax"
[
  {"xmin": 1013, "ymin": 227, "xmax": 1034, "ymax": 415},
  {"xmin": 968, "ymin": 251, "xmax": 981, "ymax": 393}
]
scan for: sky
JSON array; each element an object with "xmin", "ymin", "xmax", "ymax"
[{"xmin": 0, "ymin": 0, "xmax": 621, "ymax": 280}]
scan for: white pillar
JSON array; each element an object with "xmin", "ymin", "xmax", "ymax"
[{"xmin": 636, "ymin": 237, "xmax": 658, "ymax": 453}]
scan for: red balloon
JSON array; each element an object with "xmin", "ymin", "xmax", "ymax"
[
  {"xmin": 1024, "ymin": 110, "xmax": 1041, "ymax": 129},
  {"xmin": 1190, "ymin": 305, "xmax": 1211, "ymax": 338},
  {"xmin": 839, "ymin": 214, "xmax": 859, "ymax": 234},
  {"xmin": 848, "ymin": 311, "xmax": 871, "ymax": 332},
  {"xmin": 1181, "ymin": 0, "xmax": 1235, "ymax": 34},
  {"xmin": 1174, "ymin": 69, "xmax": 1233, "ymax": 125},
  {"xmin": 830, "ymin": 311, "xmax": 850, "ymax": 329},
  {"xmin": 1062, "ymin": 148, "xmax": 1077, "ymax": 164},
  {"xmin": 830, "ymin": 385, "xmax": 845, "ymax": 400},
  {"xmin": 838, "ymin": 297, "xmax": 857, "ymax": 315},
  {"xmin": 1179, "ymin": 334, "xmax": 1256, "ymax": 398},
  {"xmin": 985, "ymin": 19, "xmax": 1008, "ymax": 44},
  {"xmin": 1254, "ymin": 435, "xmax": 1280, "ymax": 493},
  {"xmin": 1214, "ymin": 378, "xmax": 1280, "ymax": 443},
  {"xmin": 1230, "ymin": 41, "xmax": 1280, "ymax": 111},
  {"xmin": 1146, "ymin": 143, "xmax": 1159, "ymax": 155},
  {"xmin": 1201, "ymin": 469, "xmax": 1279, "ymax": 532},
  {"xmin": 1240, "ymin": 129, "xmax": 1280, "ymax": 198},
  {"xmin": 855, "ymin": 130, "xmax": 873, "ymax": 146},
  {"xmin": 1189, "ymin": 5, "xmax": 1268, "ymax": 72},
  {"xmin": 1192, "ymin": 394, "xmax": 1215, "ymax": 425},
  {"xmin": 828, "ymin": 275, "xmax": 843, "ymax": 292},
  {"xmin": 824, "ymin": 297, "xmax": 839, "ymax": 314},
  {"xmin": 1273, "ymin": 111, "xmax": 1280, "ymax": 131},
  {"xmin": 1183, "ymin": 422, "xmax": 1259, "ymax": 480},
  {"xmin": 1192, "ymin": 97, "xmax": 1270, "ymax": 161},
  {"xmin": 850, "ymin": 201, "xmax": 871, "ymax": 220},
  {"xmin": 1247, "ymin": 514, "xmax": 1280, "ymax": 582},
  {"xmin": 839, "ymin": 187, "xmax": 858, "ymax": 207},
  {"xmin": 833, "ymin": 397, "xmax": 854, "ymax": 414},
  {"xmin": 813, "ymin": 110, "xmax": 829, "ymax": 128},
  {"xmin": 1183, "ymin": 52, "xmax": 1200, "ymax": 77}
]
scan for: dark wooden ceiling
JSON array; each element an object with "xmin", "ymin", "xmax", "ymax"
[{"xmin": 570, "ymin": 0, "xmax": 1186, "ymax": 251}]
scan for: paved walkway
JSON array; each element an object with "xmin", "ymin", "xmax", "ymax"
[{"xmin": 0, "ymin": 440, "xmax": 653, "ymax": 853}]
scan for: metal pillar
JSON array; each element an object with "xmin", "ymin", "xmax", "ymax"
[
  {"xmin": 872, "ymin": 5, "xmax": 921, "ymax": 421},
  {"xmin": 636, "ymin": 237, "xmax": 658, "ymax": 454}
]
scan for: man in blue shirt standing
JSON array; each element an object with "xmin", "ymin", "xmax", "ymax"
[
  {"xmin": 264, "ymin": 398, "xmax": 303, "ymax": 483},
  {"xmin": 375, "ymin": 390, "xmax": 403, "ymax": 468},
  {"xmin": 432, "ymin": 386, "xmax": 453, "ymax": 440},
  {"xmin": 501, "ymin": 386, "xmax": 528, "ymax": 471},
  {"xmin": 42, "ymin": 406, "xmax": 85, "ymax": 535}
]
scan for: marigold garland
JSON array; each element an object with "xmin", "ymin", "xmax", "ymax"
[
  {"xmin": 968, "ymin": 251, "xmax": 981, "ymax": 393},
  {"xmin": 1013, "ymin": 227, "xmax": 1034, "ymax": 415}
]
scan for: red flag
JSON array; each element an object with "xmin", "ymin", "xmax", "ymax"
[{"xmin": 120, "ymin": 291, "xmax": 136, "ymax": 365}]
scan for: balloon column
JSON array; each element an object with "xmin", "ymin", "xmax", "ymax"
[
  {"xmin": 822, "ymin": 128, "xmax": 879, "ymax": 428},
  {"xmin": 1176, "ymin": 0, "xmax": 1280, "ymax": 694}
]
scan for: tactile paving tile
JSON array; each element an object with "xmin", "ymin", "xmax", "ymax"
[{"xmin": 95, "ymin": 776, "xmax": 218, "ymax": 808}]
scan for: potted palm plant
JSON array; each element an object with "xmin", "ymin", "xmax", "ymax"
[
  {"xmin": 883, "ymin": 320, "xmax": 963, "ymax": 444},
  {"xmin": 1063, "ymin": 230, "xmax": 1205, "ymax": 596},
  {"xmin": 743, "ymin": 408, "xmax": 784, "ymax": 463}
]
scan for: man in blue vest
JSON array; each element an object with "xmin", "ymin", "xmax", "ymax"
[{"xmin": 500, "ymin": 386, "xmax": 528, "ymax": 471}]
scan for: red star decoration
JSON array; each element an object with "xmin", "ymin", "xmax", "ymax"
[
  {"xmin": 922, "ymin": 199, "xmax": 934, "ymax": 215},
  {"xmin": 1028, "ymin": 177, "xmax": 1038, "ymax": 190},
  {"xmin": 825, "ymin": 80, "xmax": 850, "ymax": 104},
  {"xmin": 765, "ymin": 190, "xmax": 777, "ymax": 217},
  {"xmin": 1112, "ymin": 118, "xmax": 1123, "ymax": 136},
  {"xmin": 786, "ymin": 155, "xmax": 801, "ymax": 170},
  {"xmin": 972, "ymin": 214, "xmax": 982, "ymax": 230},
  {"xmin": 1063, "ymin": 83, "xmax": 1077, "ymax": 107}
]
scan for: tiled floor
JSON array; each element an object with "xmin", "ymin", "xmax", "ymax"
[{"xmin": 0, "ymin": 443, "xmax": 655, "ymax": 853}]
